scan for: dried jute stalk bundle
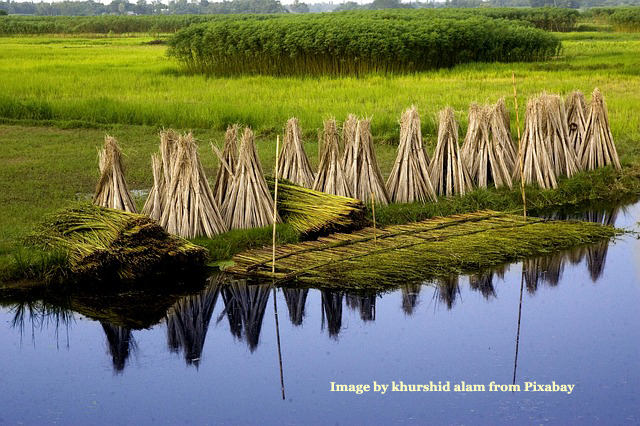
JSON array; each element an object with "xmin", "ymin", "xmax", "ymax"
[
  {"xmin": 580, "ymin": 88, "xmax": 621, "ymax": 171},
  {"xmin": 277, "ymin": 117, "xmax": 315, "ymax": 188},
  {"xmin": 565, "ymin": 90, "xmax": 587, "ymax": 156},
  {"xmin": 513, "ymin": 97, "xmax": 558, "ymax": 189},
  {"xmin": 313, "ymin": 118, "xmax": 352, "ymax": 197},
  {"xmin": 212, "ymin": 124, "xmax": 240, "ymax": 206},
  {"xmin": 223, "ymin": 127, "xmax": 281, "ymax": 229},
  {"xmin": 463, "ymin": 104, "xmax": 513, "ymax": 189},
  {"xmin": 386, "ymin": 106, "xmax": 437, "ymax": 203},
  {"xmin": 349, "ymin": 119, "xmax": 390, "ymax": 205},
  {"xmin": 541, "ymin": 93, "xmax": 579, "ymax": 178},
  {"xmin": 429, "ymin": 107, "xmax": 473, "ymax": 197},
  {"xmin": 142, "ymin": 129, "xmax": 179, "ymax": 220},
  {"xmin": 159, "ymin": 132, "xmax": 228, "ymax": 238},
  {"xmin": 489, "ymin": 98, "xmax": 518, "ymax": 175},
  {"xmin": 94, "ymin": 135, "xmax": 137, "ymax": 213},
  {"xmin": 341, "ymin": 114, "xmax": 359, "ymax": 184}
]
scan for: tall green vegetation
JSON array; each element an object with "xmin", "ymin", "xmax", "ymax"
[
  {"xmin": 0, "ymin": 8, "xmax": 582, "ymax": 36},
  {"xmin": 168, "ymin": 13, "xmax": 561, "ymax": 76}
]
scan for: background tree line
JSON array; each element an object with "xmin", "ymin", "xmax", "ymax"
[{"xmin": 1, "ymin": 0, "xmax": 640, "ymax": 17}]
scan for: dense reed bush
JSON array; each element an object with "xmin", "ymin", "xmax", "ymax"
[
  {"xmin": 609, "ymin": 8, "xmax": 640, "ymax": 32},
  {"xmin": 0, "ymin": 8, "xmax": 580, "ymax": 36},
  {"xmin": 167, "ymin": 14, "xmax": 561, "ymax": 76}
]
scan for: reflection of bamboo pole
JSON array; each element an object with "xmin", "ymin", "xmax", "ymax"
[
  {"xmin": 512, "ymin": 72, "xmax": 527, "ymax": 221},
  {"xmin": 273, "ymin": 136, "xmax": 280, "ymax": 275},
  {"xmin": 273, "ymin": 287, "xmax": 285, "ymax": 400},
  {"xmin": 513, "ymin": 264, "xmax": 525, "ymax": 387}
]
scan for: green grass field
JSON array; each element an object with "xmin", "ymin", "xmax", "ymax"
[{"xmin": 1, "ymin": 32, "xmax": 639, "ymax": 271}]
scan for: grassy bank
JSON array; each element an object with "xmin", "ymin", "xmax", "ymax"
[{"xmin": 0, "ymin": 34, "xmax": 639, "ymax": 141}]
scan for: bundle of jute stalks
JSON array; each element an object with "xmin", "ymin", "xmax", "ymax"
[
  {"xmin": 313, "ymin": 119, "xmax": 352, "ymax": 197},
  {"xmin": 94, "ymin": 136, "xmax": 137, "ymax": 213},
  {"xmin": 277, "ymin": 117, "xmax": 315, "ymax": 188},
  {"xmin": 513, "ymin": 97, "xmax": 557, "ymax": 189},
  {"xmin": 159, "ymin": 133, "xmax": 228, "ymax": 238},
  {"xmin": 223, "ymin": 127, "xmax": 280, "ymax": 229},
  {"xmin": 463, "ymin": 104, "xmax": 513, "ymax": 189},
  {"xmin": 429, "ymin": 107, "xmax": 473, "ymax": 197},
  {"xmin": 386, "ymin": 106, "xmax": 437, "ymax": 203},
  {"xmin": 580, "ymin": 88, "xmax": 621, "ymax": 171}
]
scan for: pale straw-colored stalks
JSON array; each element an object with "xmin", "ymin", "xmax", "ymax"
[
  {"xmin": 429, "ymin": 107, "xmax": 473, "ymax": 197},
  {"xmin": 513, "ymin": 97, "xmax": 558, "ymax": 189},
  {"xmin": 386, "ymin": 106, "xmax": 437, "ymax": 203},
  {"xmin": 223, "ymin": 127, "xmax": 281, "ymax": 229},
  {"xmin": 277, "ymin": 117, "xmax": 315, "ymax": 188},
  {"xmin": 94, "ymin": 135, "xmax": 137, "ymax": 213},
  {"xmin": 313, "ymin": 118, "xmax": 352, "ymax": 197},
  {"xmin": 566, "ymin": 90, "xmax": 587, "ymax": 156},
  {"xmin": 580, "ymin": 88, "xmax": 621, "ymax": 171}
]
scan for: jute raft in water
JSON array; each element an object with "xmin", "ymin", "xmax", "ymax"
[{"xmin": 228, "ymin": 210, "xmax": 616, "ymax": 289}]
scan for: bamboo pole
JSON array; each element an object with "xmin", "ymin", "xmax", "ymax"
[
  {"xmin": 371, "ymin": 191, "xmax": 376, "ymax": 246},
  {"xmin": 512, "ymin": 72, "xmax": 527, "ymax": 221}
]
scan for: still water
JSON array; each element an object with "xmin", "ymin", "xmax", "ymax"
[{"xmin": 1, "ymin": 204, "xmax": 639, "ymax": 425}]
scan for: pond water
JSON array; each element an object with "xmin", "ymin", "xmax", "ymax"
[{"xmin": 1, "ymin": 203, "xmax": 639, "ymax": 424}]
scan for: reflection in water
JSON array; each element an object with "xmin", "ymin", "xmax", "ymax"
[
  {"xmin": 524, "ymin": 254, "xmax": 565, "ymax": 293},
  {"xmin": 101, "ymin": 323, "xmax": 137, "ymax": 373},
  {"xmin": 0, "ymin": 204, "xmax": 622, "ymax": 372},
  {"xmin": 585, "ymin": 240, "xmax": 609, "ymax": 281},
  {"xmin": 283, "ymin": 289, "xmax": 309, "ymax": 326},
  {"xmin": 346, "ymin": 293, "xmax": 376, "ymax": 322},
  {"xmin": 9, "ymin": 300, "xmax": 74, "ymax": 347},
  {"xmin": 434, "ymin": 276, "xmax": 460, "ymax": 310},
  {"xmin": 469, "ymin": 271, "xmax": 497, "ymax": 299},
  {"xmin": 220, "ymin": 281, "xmax": 271, "ymax": 352},
  {"xmin": 321, "ymin": 290, "xmax": 343, "ymax": 339},
  {"xmin": 401, "ymin": 284, "xmax": 421, "ymax": 316},
  {"xmin": 543, "ymin": 206, "xmax": 619, "ymax": 282},
  {"xmin": 165, "ymin": 277, "xmax": 220, "ymax": 367}
]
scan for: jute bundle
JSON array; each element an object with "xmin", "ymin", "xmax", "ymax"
[
  {"xmin": 489, "ymin": 98, "xmax": 517, "ymax": 173},
  {"xmin": 93, "ymin": 136, "xmax": 137, "ymax": 213},
  {"xmin": 513, "ymin": 97, "xmax": 557, "ymax": 189},
  {"xmin": 312, "ymin": 119, "xmax": 352, "ymax": 197},
  {"xmin": 566, "ymin": 91, "xmax": 587, "ymax": 155},
  {"xmin": 277, "ymin": 117, "xmax": 315, "ymax": 188},
  {"xmin": 160, "ymin": 133, "xmax": 228, "ymax": 238},
  {"xmin": 541, "ymin": 93, "xmax": 579, "ymax": 178},
  {"xmin": 212, "ymin": 124, "xmax": 239, "ymax": 206},
  {"xmin": 386, "ymin": 106, "xmax": 437, "ymax": 203},
  {"xmin": 341, "ymin": 114, "xmax": 358, "ymax": 183},
  {"xmin": 142, "ymin": 129, "xmax": 179, "ymax": 220},
  {"xmin": 141, "ymin": 154, "xmax": 164, "ymax": 220},
  {"xmin": 349, "ymin": 119, "xmax": 390, "ymax": 205},
  {"xmin": 429, "ymin": 107, "xmax": 473, "ymax": 197},
  {"xmin": 463, "ymin": 104, "xmax": 513, "ymax": 189},
  {"xmin": 580, "ymin": 88, "xmax": 621, "ymax": 170},
  {"xmin": 223, "ymin": 128, "xmax": 280, "ymax": 229}
]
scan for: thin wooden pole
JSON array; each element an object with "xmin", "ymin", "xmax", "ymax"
[
  {"xmin": 512, "ymin": 263, "xmax": 525, "ymax": 389},
  {"xmin": 273, "ymin": 286, "xmax": 286, "ymax": 400},
  {"xmin": 512, "ymin": 72, "xmax": 527, "ymax": 221},
  {"xmin": 371, "ymin": 191, "xmax": 377, "ymax": 246},
  {"xmin": 272, "ymin": 135, "xmax": 280, "ymax": 275}
]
